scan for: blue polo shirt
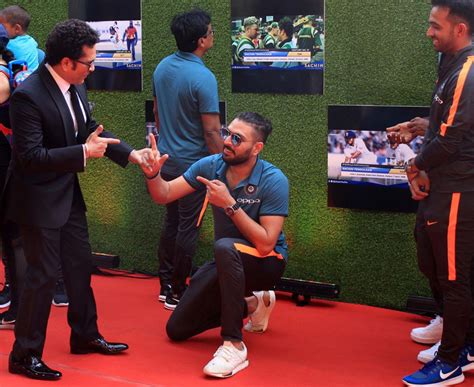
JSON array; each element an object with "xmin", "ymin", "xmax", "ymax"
[
  {"xmin": 183, "ymin": 154, "xmax": 289, "ymax": 261},
  {"xmin": 152, "ymin": 51, "xmax": 219, "ymax": 176}
]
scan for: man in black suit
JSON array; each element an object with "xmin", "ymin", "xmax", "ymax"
[{"xmin": 4, "ymin": 19, "xmax": 154, "ymax": 381}]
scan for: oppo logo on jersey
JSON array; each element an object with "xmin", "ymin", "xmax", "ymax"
[{"xmin": 237, "ymin": 198, "xmax": 261, "ymax": 205}]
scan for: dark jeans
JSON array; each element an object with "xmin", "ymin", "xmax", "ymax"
[
  {"xmin": 158, "ymin": 172, "xmax": 206, "ymax": 295},
  {"xmin": 166, "ymin": 238, "xmax": 286, "ymax": 342},
  {"xmin": 416, "ymin": 192, "xmax": 474, "ymax": 364}
]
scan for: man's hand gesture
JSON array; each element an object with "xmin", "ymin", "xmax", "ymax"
[
  {"xmin": 196, "ymin": 176, "xmax": 234, "ymax": 208},
  {"xmin": 386, "ymin": 117, "xmax": 429, "ymax": 144},
  {"xmin": 141, "ymin": 133, "xmax": 168, "ymax": 178},
  {"xmin": 85, "ymin": 125, "xmax": 120, "ymax": 158}
]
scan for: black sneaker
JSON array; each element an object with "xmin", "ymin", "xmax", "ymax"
[
  {"xmin": 0, "ymin": 284, "xmax": 11, "ymax": 308},
  {"xmin": 164, "ymin": 294, "xmax": 180, "ymax": 311},
  {"xmin": 52, "ymin": 280, "xmax": 69, "ymax": 307},
  {"xmin": 0, "ymin": 310, "xmax": 15, "ymax": 330},
  {"xmin": 159, "ymin": 284, "xmax": 172, "ymax": 303}
]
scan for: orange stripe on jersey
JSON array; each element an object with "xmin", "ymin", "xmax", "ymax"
[
  {"xmin": 447, "ymin": 193, "xmax": 461, "ymax": 281},
  {"xmin": 441, "ymin": 57, "xmax": 474, "ymax": 137},
  {"xmin": 196, "ymin": 196, "xmax": 209, "ymax": 227},
  {"xmin": 440, "ymin": 123, "xmax": 448, "ymax": 136},
  {"xmin": 233, "ymin": 243, "xmax": 284, "ymax": 260}
]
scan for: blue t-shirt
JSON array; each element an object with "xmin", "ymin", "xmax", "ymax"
[
  {"xmin": 183, "ymin": 154, "xmax": 289, "ymax": 261},
  {"xmin": 152, "ymin": 51, "xmax": 219, "ymax": 176},
  {"xmin": 7, "ymin": 35, "xmax": 39, "ymax": 71}
]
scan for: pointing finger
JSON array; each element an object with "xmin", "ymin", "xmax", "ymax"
[
  {"xmin": 99, "ymin": 137, "xmax": 121, "ymax": 145},
  {"xmin": 149, "ymin": 133, "xmax": 157, "ymax": 151},
  {"xmin": 197, "ymin": 176, "xmax": 212, "ymax": 186}
]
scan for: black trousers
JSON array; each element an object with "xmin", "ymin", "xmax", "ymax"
[
  {"xmin": 416, "ymin": 200, "xmax": 444, "ymax": 316},
  {"xmin": 158, "ymin": 172, "xmax": 206, "ymax": 295},
  {"xmin": 12, "ymin": 196, "xmax": 100, "ymax": 359},
  {"xmin": 166, "ymin": 238, "xmax": 286, "ymax": 342},
  {"xmin": 416, "ymin": 192, "xmax": 474, "ymax": 364}
]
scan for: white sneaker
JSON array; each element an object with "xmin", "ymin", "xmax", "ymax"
[
  {"xmin": 410, "ymin": 315, "xmax": 443, "ymax": 344},
  {"xmin": 417, "ymin": 341, "xmax": 441, "ymax": 364},
  {"xmin": 244, "ymin": 290, "xmax": 276, "ymax": 333},
  {"xmin": 203, "ymin": 341, "xmax": 249, "ymax": 378}
]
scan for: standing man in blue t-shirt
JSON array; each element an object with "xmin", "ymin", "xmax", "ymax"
[
  {"xmin": 152, "ymin": 9, "xmax": 223, "ymax": 310},
  {"xmin": 142, "ymin": 112, "xmax": 289, "ymax": 378}
]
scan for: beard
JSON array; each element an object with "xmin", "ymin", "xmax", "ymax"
[{"xmin": 222, "ymin": 145, "xmax": 252, "ymax": 166}]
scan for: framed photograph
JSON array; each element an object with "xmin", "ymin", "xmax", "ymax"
[
  {"xmin": 69, "ymin": 0, "xmax": 142, "ymax": 91},
  {"xmin": 327, "ymin": 105, "xmax": 430, "ymax": 212},
  {"xmin": 231, "ymin": 0, "xmax": 324, "ymax": 94}
]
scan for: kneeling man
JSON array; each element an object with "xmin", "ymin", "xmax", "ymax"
[{"xmin": 144, "ymin": 112, "xmax": 289, "ymax": 378}]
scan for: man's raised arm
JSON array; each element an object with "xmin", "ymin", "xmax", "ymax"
[{"xmin": 142, "ymin": 134, "xmax": 195, "ymax": 204}]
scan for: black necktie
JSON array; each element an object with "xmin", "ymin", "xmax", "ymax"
[{"xmin": 68, "ymin": 85, "xmax": 86, "ymax": 140}]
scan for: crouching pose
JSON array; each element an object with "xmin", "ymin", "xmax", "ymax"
[{"xmin": 143, "ymin": 112, "xmax": 289, "ymax": 378}]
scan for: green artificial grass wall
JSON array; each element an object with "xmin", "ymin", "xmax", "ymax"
[{"xmin": 4, "ymin": 0, "xmax": 437, "ymax": 310}]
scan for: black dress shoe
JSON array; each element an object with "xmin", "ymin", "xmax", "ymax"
[
  {"xmin": 70, "ymin": 337, "xmax": 128, "ymax": 355},
  {"xmin": 8, "ymin": 353, "xmax": 62, "ymax": 380}
]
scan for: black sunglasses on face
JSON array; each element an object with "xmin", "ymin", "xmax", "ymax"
[{"xmin": 220, "ymin": 127, "xmax": 242, "ymax": 146}]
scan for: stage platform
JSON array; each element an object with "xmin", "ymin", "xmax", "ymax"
[{"xmin": 0, "ymin": 273, "xmax": 473, "ymax": 386}]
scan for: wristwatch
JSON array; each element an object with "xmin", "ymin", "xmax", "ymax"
[{"xmin": 225, "ymin": 202, "xmax": 240, "ymax": 217}]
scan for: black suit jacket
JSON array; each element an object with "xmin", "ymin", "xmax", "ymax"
[{"xmin": 4, "ymin": 64, "xmax": 133, "ymax": 228}]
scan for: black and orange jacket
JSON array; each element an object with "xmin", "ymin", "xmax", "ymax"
[{"xmin": 415, "ymin": 45, "xmax": 474, "ymax": 193}]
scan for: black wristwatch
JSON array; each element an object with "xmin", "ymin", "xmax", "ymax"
[{"xmin": 225, "ymin": 202, "xmax": 240, "ymax": 217}]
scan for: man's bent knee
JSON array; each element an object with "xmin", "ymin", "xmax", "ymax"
[{"xmin": 166, "ymin": 317, "xmax": 186, "ymax": 341}]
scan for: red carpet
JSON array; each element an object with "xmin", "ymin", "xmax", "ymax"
[{"xmin": 0, "ymin": 273, "xmax": 473, "ymax": 386}]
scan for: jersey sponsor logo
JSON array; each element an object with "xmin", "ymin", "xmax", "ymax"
[
  {"xmin": 439, "ymin": 366, "xmax": 459, "ymax": 380},
  {"xmin": 237, "ymin": 198, "xmax": 261, "ymax": 205},
  {"xmin": 427, "ymin": 220, "xmax": 438, "ymax": 226}
]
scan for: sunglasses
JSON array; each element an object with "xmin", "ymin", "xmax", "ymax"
[{"xmin": 220, "ymin": 127, "xmax": 243, "ymax": 146}]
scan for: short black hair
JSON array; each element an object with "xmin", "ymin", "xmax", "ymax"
[
  {"xmin": 432, "ymin": 0, "xmax": 474, "ymax": 34},
  {"xmin": 45, "ymin": 19, "xmax": 99, "ymax": 66},
  {"xmin": 235, "ymin": 112, "xmax": 273, "ymax": 144},
  {"xmin": 0, "ymin": 5, "xmax": 31, "ymax": 32},
  {"xmin": 278, "ymin": 17, "xmax": 294, "ymax": 39},
  {"xmin": 170, "ymin": 9, "xmax": 211, "ymax": 52}
]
